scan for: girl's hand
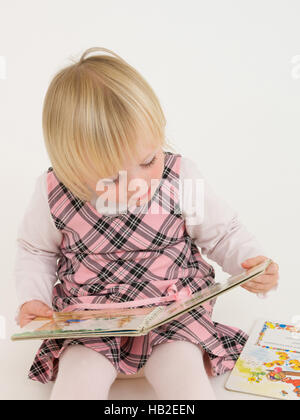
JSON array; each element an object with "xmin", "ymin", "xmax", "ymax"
[
  {"xmin": 18, "ymin": 300, "xmax": 53, "ymax": 328},
  {"xmin": 240, "ymin": 255, "xmax": 279, "ymax": 294}
]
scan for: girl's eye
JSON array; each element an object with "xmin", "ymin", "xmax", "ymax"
[
  {"xmin": 102, "ymin": 176, "xmax": 119, "ymax": 185},
  {"xmin": 141, "ymin": 154, "xmax": 157, "ymax": 168},
  {"xmin": 101, "ymin": 155, "xmax": 157, "ymax": 186}
]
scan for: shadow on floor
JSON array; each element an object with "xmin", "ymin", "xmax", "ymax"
[{"xmin": 108, "ymin": 377, "xmax": 158, "ymax": 400}]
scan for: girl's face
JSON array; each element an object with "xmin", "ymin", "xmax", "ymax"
[{"xmin": 93, "ymin": 138, "xmax": 165, "ymax": 212}]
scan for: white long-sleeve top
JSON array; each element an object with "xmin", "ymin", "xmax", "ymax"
[{"xmin": 13, "ymin": 156, "xmax": 266, "ymax": 316}]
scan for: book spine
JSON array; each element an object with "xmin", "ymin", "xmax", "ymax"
[{"xmin": 139, "ymin": 306, "xmax": 165, "ymax": 333}]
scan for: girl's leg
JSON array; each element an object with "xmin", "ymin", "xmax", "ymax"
[
  {"xmin": 144, "ymin": 340, "xmax": 217, "ymax": 400},
  {"xmin": 50, "ymin": 344, "xmax": 118, "ymax": 400}
]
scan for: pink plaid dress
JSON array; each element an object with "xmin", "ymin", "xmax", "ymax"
[{"xmin": 28, "ymin": 151, "xmax": 248, "ymax": 384}]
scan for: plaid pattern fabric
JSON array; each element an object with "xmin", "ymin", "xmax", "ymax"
[{"xmin": 28, "ymin": 151, "xmax": 248, "ymax": 384}]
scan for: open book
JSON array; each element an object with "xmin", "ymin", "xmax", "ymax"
[
  {"xmin": 11, "ymin": 258, "xmax": 272, "ymax": 341},
  {"xmin": 226, "ymin": 318, "xmax": 300, "ymax": 400}
]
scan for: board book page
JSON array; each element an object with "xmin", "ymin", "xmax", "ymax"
[
  {"xmin": 11, "ymin": 259, "xmax": 272, "ymax": 341},
  {"xmin": 226, "ymin": 319, "xmax": 300, "ymax": 400}
]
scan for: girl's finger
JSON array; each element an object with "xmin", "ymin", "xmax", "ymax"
[
  {"xmin": 242, "ymin": 284, "xmax": 267, "ymax": 293},
  {"xmin": 251, "ymin": 277, "xmax": 278, "ymax": 288},
  {"xmin": 19, "ymin": 316, "xmax": 32, "ymax": 328},
  {"xmin": 265, "ymin": 262, "xmax": 279, "ymax": 275},
  {"xmin": 247, "ymin": 284, "xmax": 272, "ymax": 292},
  {"xmin": 242, "ymin": 278, "xmax": 278, "ymax": 292},
  {"xmin": 19, "ymin": 314, "xmax": 36, "ymax": 328},
  {"xmin": 241, "ymin": 255, "xmax": 267, "ymax": 269},
  {"xmin": 27, "ymin": 301, "xmax": 53, "ymax": 317},
  {"xmin": 241, "ymin": 285, "xmax": 261, "ymax": 293},
  {"xmin": 246, "ymin": 274, "xmax": 278, "ymax": 286}
]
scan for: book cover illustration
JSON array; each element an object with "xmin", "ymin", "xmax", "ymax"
[{"xmin": 226, "ymin": 319, "xmax": 300, "ymax": 400}]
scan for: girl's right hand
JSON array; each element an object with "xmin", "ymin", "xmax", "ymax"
[{"xmin": 18, "ymin": 300, "xmax": 53, "ymax": 327}]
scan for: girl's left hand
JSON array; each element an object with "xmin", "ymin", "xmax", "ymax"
[{"xmin": 240, "ymin": 255, "xmax": 279, "ymax": 294}]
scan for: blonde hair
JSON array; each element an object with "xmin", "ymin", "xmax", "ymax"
[{"xmin": 42, "ymin": 46, "xmax": 176, "ymax": 201}]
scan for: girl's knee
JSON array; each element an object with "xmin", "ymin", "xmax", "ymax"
[{"xmin": 59, "ymin": 345, "xmax": 117, "ymax": 379}]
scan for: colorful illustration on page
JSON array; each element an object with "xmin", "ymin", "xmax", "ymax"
[{"xmin": 226, "ymin": 321, "xmax": 300, "ymax": 400}]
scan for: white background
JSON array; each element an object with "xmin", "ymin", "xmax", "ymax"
[{"xmin": 0, "ymin": 0, "xmax": 299, "ymax": 400}]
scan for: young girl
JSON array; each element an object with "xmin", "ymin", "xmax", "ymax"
[{"xmin": 14, "ymin": 47, "xmax": 279, "ymax": 400}]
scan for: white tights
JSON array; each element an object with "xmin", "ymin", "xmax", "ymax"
[{"xmin": 50, "ymin": 341, "xmax": 217, "ymax": 400}]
